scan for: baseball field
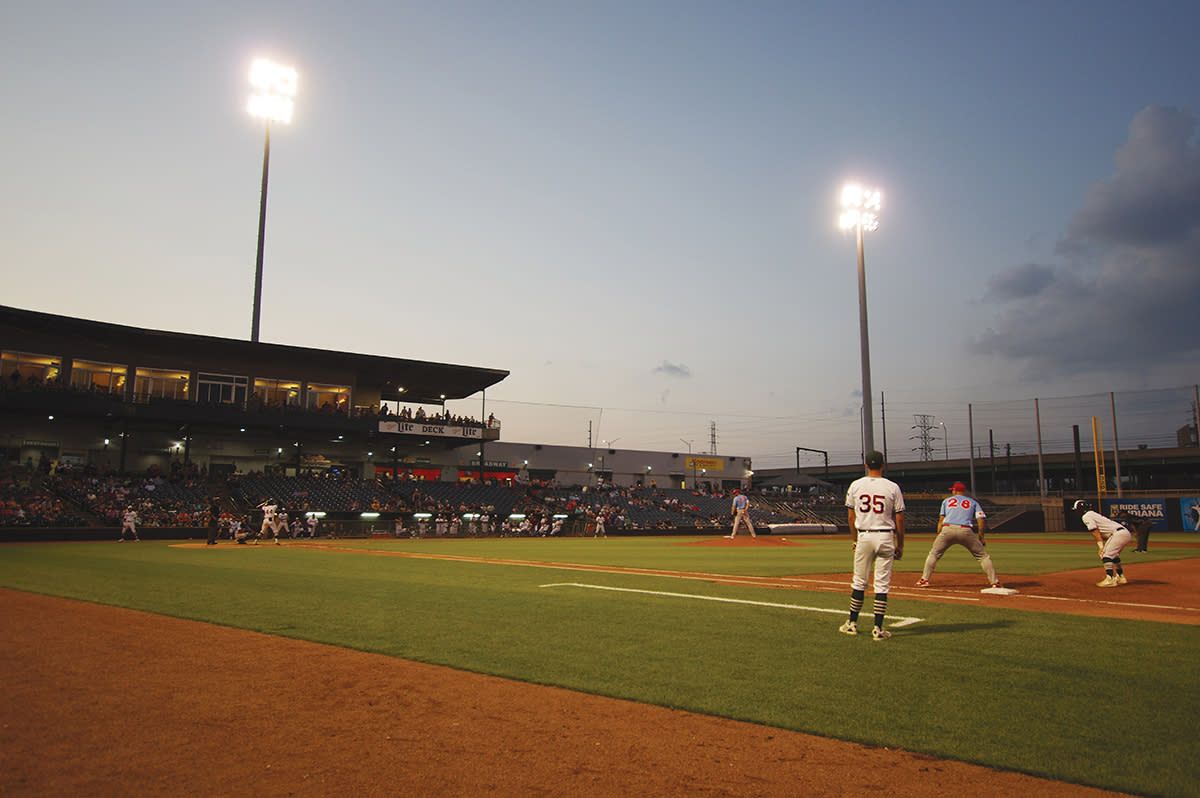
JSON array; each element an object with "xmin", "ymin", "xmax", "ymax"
[{"xmin": 2, "ymin": 533, "xmax": 1198, "ymax": 797}]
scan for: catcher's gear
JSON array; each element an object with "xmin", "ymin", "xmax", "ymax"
[{"xmin": 1072, "ymin": 499, "xmax": 1092, "ymax": 513}]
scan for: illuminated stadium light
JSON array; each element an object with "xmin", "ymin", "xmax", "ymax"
[
  {"xmin": 360, "ymin": 512, "xmax": 380, "ymax": 519},
  {"xmin": 306, "ymin": 511, "xmax": 326, "ymax": 518},
  {"xmin": 247, "ymin": 58, "xmax": 297, "ymax": 124},
  {"xmin": 47, "ymin": 415, "xmax": 54, "ymax": 420},
  {"xmin": 413, "ymin": 513, "xmax": 433, "ymax": 519},
  {"xmin": 246, "ymin": 57, "xmax": 299, "ymax": 344},
  {"xmin": 837, "ymin": 180, "xmax": 885, "ymax": 456},
  {"xmin": 508, "ymin": 514, "xmax": 527, "ymax": 520},
  {"xmin": 837, "ymin": 183, "xmax": 882, "ymax": 233},
  {"xmin": 552, "ymin": 514, "xmax": 568, "ymax": 520}
]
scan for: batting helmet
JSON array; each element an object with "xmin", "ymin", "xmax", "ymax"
[{"xmin": 1072, "ymin": 499, "xmax": 1092, "ymax": 513}]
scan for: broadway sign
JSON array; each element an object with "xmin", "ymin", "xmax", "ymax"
[{"xmin": 379, "ymin": 421, "xmax": 482, "ymax": 439}]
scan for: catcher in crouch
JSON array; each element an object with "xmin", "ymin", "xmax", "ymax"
[{"xmin": 915, "ymin": 482, "xmax": 1001, "ymax": 589}]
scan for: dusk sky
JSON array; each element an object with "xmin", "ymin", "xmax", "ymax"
[{"xmin": 3, "ymin": 1, "xmax": 1198, "ymax": 467}]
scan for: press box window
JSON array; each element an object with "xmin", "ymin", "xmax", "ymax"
[
  {"xmin": 253, "ymin": 377, "xmax": 301, "ymax": 408},
  {"xmin": 197, "ymin": 373, "xmax": 248, "ymax": 406},
  {"xmin": 307, "ymin": 383, "xmax": 351, "ymax": 412},
  {"xmin": 1, "ymin": 351, "xmax": 61, "ymax": 386},
  {"xmin": 133, "ymin": 367, "xmax": 189, "ymax": 401},
  {"xmin": 71, "ymin": 359, "xmax": 126, "ymax": 394}
]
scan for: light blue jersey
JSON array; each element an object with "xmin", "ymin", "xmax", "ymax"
[
  {"xmin": 733, "ymin": 494, "xmax": 749, "ymax": 511},
  {"xmin": 939, "ymin": 494, "xmax": 985, "ymax": 527}
]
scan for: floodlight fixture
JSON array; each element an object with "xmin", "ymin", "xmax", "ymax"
[
  {"xmin": 837, "ymin": 183, "xmax": 882, "ymax": 232},
  {"xmin": 247, "ymin": 58, "xmax": 298, "ymax": 124}
]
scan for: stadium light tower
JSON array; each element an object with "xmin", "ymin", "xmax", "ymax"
[
  {"xmin": 246, "ymin": 57, "xmax": 298, "ymax": 343},
  {"xmin": 838, "ymin": 182, "xmax": 882, "ymax": 458}
]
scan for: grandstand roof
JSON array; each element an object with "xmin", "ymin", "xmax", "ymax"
[{"xmin": 0, "ymin": 305, "xmax": 508, "ymax": 403}]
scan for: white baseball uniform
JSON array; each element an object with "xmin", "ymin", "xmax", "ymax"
[{"xmin": 845, "ymin": 476, "xmax": 905, "ymax": 594}]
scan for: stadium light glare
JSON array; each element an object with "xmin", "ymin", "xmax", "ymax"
[
  {"xmin": 838, "ymin": 180, "xmax": 884, "ymax": 456},
  {"xmin": 246, "ymin": 57, "xmax": 299, "ymax": 344},
  {"xmin": 247, "ymin": 59, "xmax": 297, "ymax": 124}
]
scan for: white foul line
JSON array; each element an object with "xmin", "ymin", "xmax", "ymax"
[{"xmin": 540, "ymin": 582, "xmax": 926, "ymax": 628}]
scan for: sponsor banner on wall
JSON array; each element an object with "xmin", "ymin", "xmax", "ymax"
[
  {"xmin": 379, "ymin": 421, "xmax": 482, "ymax": 439},
  {"xmin": 1180, "ymin": 497, "xmax": 1200, "ymax": 532},
  {"xmin": 684, "ymin": 456, "xmax": 725, "ymax": 473},
  {"xmin": 1101, "ymin": 498, "xmax": 1169, "ymax": 532}
]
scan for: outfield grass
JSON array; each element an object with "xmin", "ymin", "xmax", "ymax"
[{"xmin": 1, "ymin": 537, "xmax": 1197, "ymax": 796}]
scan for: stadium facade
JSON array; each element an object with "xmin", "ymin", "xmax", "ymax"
[{"xmin": 0, "ymin": 305, "xmax": 752, "ymax": 488}]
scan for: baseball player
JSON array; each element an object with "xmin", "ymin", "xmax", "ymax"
[
  {"xmin": 726, "ymin": 489, "xmax": 756, "ymax": 539},
  {"xmin": 840, "ymin": 451, "xmax": 905, "ymax": 640},
  {"xmin": 307, "ymin": 513, "xmax": 320, "ymax": 538},
  {"xmin": 119, "ymin": 506, "xmax": 140, "ymax": 542},
  {"xmin": 915, "ymin": 482, "xmax": 1001, "ymax": 588},
  {"xmin": 1073, "ymin": 500, "xmax": 1132, "ymax": 587},
  {"xmin": 230, "ymin": 517, "xmax": 246, "ymax": 543},
  {"xmin": 594, "ymin": 510, "xmax": 607, "ymax": 538},
  {"xmin": 256, "ymin": 499, "xmax": 277, "ymax": 545}
]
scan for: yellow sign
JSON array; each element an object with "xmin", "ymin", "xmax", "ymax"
[{"xmin": 685, "ymin": 456, "xmax": 724, "ymax": 473}]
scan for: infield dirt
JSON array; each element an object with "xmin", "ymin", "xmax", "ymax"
[{"xmin": 0, "ymin": 588, "xmax": 1125, "ymax": 797}]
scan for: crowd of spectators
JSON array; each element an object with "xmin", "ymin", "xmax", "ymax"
[
  {"xmin": 0, "ymin": 469, "xmax": 88, "ymax": 526},
  {"xmin": 378, "ymin": 404, "xmax": 496, "ymax": 429},
  {"xmin": 48, "ymin": 467, "xmax": 215, "ymax": 527}
]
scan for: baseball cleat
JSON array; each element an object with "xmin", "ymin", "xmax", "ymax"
[
  {"xmin": 914, "ymin": 578, "xmax": 931, "ymax": 587},
  {"xmin": 1096, "ymin": 575, "xmax": 1117, "ymax": 587},
  {"xmin": 989, "ymin": 582, "xmax": 1003, "ymax": 589},
  {"xmin": 871, "ymin": 627, "xmax": 892, "ymax": 641},
  {"xmin": 1116, "ymin": 574, "xmax": 1128, "ymax": 585},
  {"xmin": 838, "ymin": 620, "xmax": 858, "ymax": 636}
]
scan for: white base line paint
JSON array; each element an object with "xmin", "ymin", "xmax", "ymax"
[{"xmin": 540, "ymin": 582, "xmax": 926, "ymax": 628}]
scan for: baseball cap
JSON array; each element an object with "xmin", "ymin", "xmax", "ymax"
[
  {"xmin": 950, "ymin": 481, "xmax": 967, "ymax": 492},
  {"xmin": 864, "ymin": 450, "xmax": 885, "ymax": 469}
]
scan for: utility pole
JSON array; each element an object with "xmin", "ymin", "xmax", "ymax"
[
  {"xmin": 1005, "ymin": 443, "xmax": 1012, "ymax": 494},
  {"xmin": 910, "ymin": 414, "xmax": 936, "ymax": 461},
  {"xmin": 989, "ymin": 429, "xmax": 997, "ymax": 492},
  {"xmin": 880, "ymin": 391, "xmax": 888, "ymax": 464}
]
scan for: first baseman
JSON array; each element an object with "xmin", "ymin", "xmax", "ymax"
[
  {"xmin": 916, "ymin": 481, "xmax": 1000, "ymax": 589},
  {"xmin": 840, "ymin": 451, "xmax": 905, "ymax": 640},
  {"xmin": 1074, "ymin": 500, "xmax": 1132, "ymax": 587}
]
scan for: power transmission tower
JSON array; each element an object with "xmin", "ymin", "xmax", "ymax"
[
  {"xmin": 910, "ymin": 414, "xmax": 936, "ymax": 461},
  {"xmin": 709, "ymin": 421, "xmax": 718, "ymax": 455}
]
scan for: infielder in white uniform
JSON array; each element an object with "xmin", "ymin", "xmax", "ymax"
[
  {"xmin": 119, "ymin": 506, "xmax": 140, "ymax": 542},
  {"xmin": 726, "ymin": 489, "xmax": 756, "ymax": 539},
  {"xmin": 840, "ymin": 451, "xmax": 905, "ymax": 640},
  {"xmin": 916, "ymin": 481, "xmax": 1000, "ymax": 588},
  {"xmin": 1074, "ymin": 500, "xmax": 1132, "ymax": 587}
]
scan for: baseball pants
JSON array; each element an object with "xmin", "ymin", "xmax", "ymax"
[
  {"xmin": 852, "ymin": 531, "xmax": 895, "ymax": 593},
  {"xmin": 1102, "ymin": 528, "xmax": 1133, "ymax": 559},
  {"xmin": 921, "ymin": 524, "xmax": 996, "ymax": 582},
  {"xmin": 731, "ymin": 510, "xmax": 756, "ymax": 537}
]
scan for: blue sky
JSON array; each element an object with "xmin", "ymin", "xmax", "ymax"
[{"xmin": 2, "ymin": 1, "xmax": 1198, "ymax": 466}]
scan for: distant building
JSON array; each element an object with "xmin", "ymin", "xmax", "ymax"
[{"xmin": 1178, "ymin": 423, "xmax": 1198, "ymax": 448}]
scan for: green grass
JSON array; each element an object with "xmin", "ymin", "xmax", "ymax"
[{"xmin": 1, "ymin": 537, "xmax": 1198, "ymax": 796}]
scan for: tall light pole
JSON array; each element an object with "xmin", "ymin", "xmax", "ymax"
[
  {"xmin": 939, "ymin": 421, "xmax": 949, "ymax": 460},
  {"xmin": 680, "ymin": 439, "xmax": 694, "ymax": 489},
  {"xmin": 838, "ymin": 183, "xmax": 882, "ymax": 459},
  {"xmin": 246, "ymin": 58, "xmax": 298, "ymax": 343}
]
